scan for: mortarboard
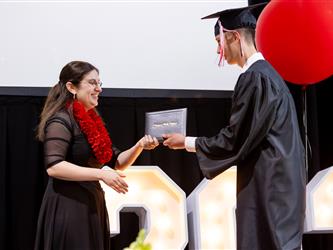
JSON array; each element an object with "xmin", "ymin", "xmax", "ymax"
[
  {"xmin": 201, "ymin": 2, "xmax": 267, "ymax": 66},
  {"xmin": 202, "ymin": 2, "xmax": 268, "ymax": 36}
]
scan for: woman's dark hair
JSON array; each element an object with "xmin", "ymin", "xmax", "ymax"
[{"xmin": 36, "ymin": 61, "xmax": 99, "ymax": 141}]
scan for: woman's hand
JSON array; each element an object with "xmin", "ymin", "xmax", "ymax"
[
  {"xmin": 137, "ymin": 135, "xmax": 159, "ymax": 150},
  {"xmin": 114, "ymin": 135, "xmax": 159, "ymax": 171},
  {"xmin": 101, "ymin": 169, "xmax": 128, "ymax": 194}
]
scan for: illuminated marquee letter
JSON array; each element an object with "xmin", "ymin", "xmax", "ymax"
[
  {"xmin": 101, "ymin": 166, "xmax": 188, "ymax": 249},
  {"xmin": 305, "ymin": 166, "xmax": 333, "ymax": 233},
  {"xmin": 187, "ymin": 167, "xmax": 237, "ymax": 250}
]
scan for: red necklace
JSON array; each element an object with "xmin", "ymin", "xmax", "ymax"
[{"xmin": 71, "ymin": 100, "xmax": 113, "ymax": 164}]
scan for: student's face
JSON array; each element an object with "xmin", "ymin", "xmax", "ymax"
[
  {"xmin": 216, "ymin": 32, "xmax": 240, "ymax": 65},
  {"xmin": 216, "ymin": 35, "xmax": 222, "ymax": 55},
  {"xmin": 76, "ymin": 70, "xmax": 102, "ymax": 110}
]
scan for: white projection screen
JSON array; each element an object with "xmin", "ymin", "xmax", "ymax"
[{"xmin": 0, "ymin": 0, "xmax": 247, "ymax": 90}]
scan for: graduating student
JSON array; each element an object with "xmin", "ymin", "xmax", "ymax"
[{"xmin": 163, "ymin": 3, "xmax": 306, "ymax": 250}]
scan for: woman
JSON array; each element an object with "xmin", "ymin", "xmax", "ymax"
[{"xmin": 34, "ymin": 61, "xmax": 159, "ymax": 250}]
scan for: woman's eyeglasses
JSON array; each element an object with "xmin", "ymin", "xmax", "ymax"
[{"xmin": 85, "ymin": 79, "xmax": 103, "ymax": 88}]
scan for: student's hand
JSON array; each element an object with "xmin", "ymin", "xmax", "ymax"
[
  {"xmin": 137, "ymin": 135, "xmax": 159, "ymax": 150},
  {"xmin": 162, "ymin": 133, "xmax": 185, "ymax": 150},
  {"xmin": 101, "ymin": 169, "xmax": 128, "ymax": 194}
]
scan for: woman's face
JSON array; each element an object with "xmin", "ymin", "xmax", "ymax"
[{"xmin": 76, "ymin": 70, "xmax": 102, "ymax": 110}]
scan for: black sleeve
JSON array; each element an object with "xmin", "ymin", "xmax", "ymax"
[
  {"xmin": 196, "ymin": 71, "xmax": 280, "ymax": 178},
  {"xmin": 43, "ymin": 112, "xmax": 72, "ymax": 169},
  {"xmin": 105, "ymin": 145, "xmax": 121, "ymax": 169}
]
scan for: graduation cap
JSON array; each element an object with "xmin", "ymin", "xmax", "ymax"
[{"xmin": 202, "ymin": 2, "xmax": 268, "ymax": 36}]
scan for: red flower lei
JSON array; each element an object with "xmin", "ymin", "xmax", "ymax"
[{"xmin": 70, "ymin": 100, "xmax": 113, "ymax": 164}]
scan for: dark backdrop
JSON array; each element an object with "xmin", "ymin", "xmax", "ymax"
[
  {"xmin": 0, "ymin": 91, "xmax": 233, "ymax": 249},
  {"xmin": 1, "ymin": 76, "xmax": 333, "ymax": 250}
]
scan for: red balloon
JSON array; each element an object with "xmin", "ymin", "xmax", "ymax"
[{"xmin": 256, "ymin": 0, "xmax": 333, "ymax": 85}]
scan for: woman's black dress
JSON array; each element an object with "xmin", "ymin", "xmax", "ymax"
[{"xmin": 34, "ymin": 109, "xmax": 120, "ymax": 250}]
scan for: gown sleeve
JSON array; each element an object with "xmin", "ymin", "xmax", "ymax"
[
  {"xmin": 196, "ymin": 71, "xmax": 281, "ymax": 179},
  {"xmin": 43, "ymin": 112, "xmax": 72, "ymax": 169}
]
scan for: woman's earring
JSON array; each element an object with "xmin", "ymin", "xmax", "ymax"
[{"xmin": 73, "ymin": 93, "xmax": 76, "ymax": 99}]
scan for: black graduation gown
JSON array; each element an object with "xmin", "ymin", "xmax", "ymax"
[
  {"xmin": 196, "ymin": 60, "xmax": 306, "ymax": 250},
  {"xmin": 34, "ymin": 109, "xmax": 120, "ymax": 250}
]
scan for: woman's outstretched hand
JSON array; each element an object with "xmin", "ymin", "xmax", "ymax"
[{"xmin": 137, "ymin": 135, "xmax": 159, "ymax": 150}]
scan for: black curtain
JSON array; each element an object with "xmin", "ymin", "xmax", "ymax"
[
  {"xmin": 0, "ymin": 96, "xmax": 46, "ymax": 250},
  {"xmin": 290, "ymin": 79, "xmax": 333, "ymax": 250},
  {"xmin": 0, "ymin": 94, "xmax": 233, "ymax": 250},
  {"xmin": 2, "ymin": 78, "xmax": 333, "ymax": 250}
]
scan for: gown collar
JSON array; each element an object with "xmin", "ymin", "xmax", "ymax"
[{"xmin": 241, "ymin": 52, "xmax": 265, "ymax": 73}]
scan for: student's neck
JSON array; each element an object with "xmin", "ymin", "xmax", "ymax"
[{"xmin": 238, "ymin": 46, "xmax": 257, "ymax": 68}]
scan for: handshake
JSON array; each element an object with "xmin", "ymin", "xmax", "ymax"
[
  {"xmin": 138, "ymin": 133, "xmax": 186, "ymax": 150},
  {"xmin": 103, "ymin": 132, "xmax": 187, "ymax": 195},
  {"xmin": 107, "ymin": 108, "xmax": 189, "ymax": 194},
  {"xmin": 144, "ymin": 108, "xmax": 187, "ymax": 150}
]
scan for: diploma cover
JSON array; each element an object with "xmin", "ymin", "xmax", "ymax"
[{"xmin": 145, "ymin": 108, "xmax": 187, "ymax": 141}]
